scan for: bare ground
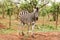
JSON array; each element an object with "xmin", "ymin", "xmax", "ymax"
[{"xmin": 0, "ymin": 32, "xmax": 60, "ymax": 40}]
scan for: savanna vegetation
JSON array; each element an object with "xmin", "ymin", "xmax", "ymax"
[{"xmin": 0, "ymin": 0, "xmax": 60, "ymax": 34}]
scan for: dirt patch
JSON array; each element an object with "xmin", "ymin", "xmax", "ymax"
[
  {"xmin": 0, "ymin": 32, "xmax": 60, "ymax": 40},
  {"xmin": 0, "ymin": 34, "xmax": 24, "ymax": 40},
  {"xmin": 0, "ymin": 23, "xmax": 6, "ymax": 29},
  {"xmin": 31, "ymin": 32, "xmax": 60, "ymax": 40}
]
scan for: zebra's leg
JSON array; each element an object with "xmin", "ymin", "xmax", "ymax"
[
  {"xmin": 21, "ymin": 23, "xmax": 25, "ymax": 35},
  {"xmin": 27, "ymin": 23, "xmax": 31, "ymax": 35},
  {"xmin": 32, "ymin": 24, "xmax": 35, "ymax": 31},
  {"xmin": 18, "ymin": 22, "xmax": 21, "ymax": 35},
  {"xmin": 32, "ymin": 22, "xmax": 35, "ymax": 32},
  {"xmin": 18, "ymin": 22, "xmax": 23, "ymax": 31},
  {"xmin": 19, "ymin": 22, "xmax": 25, "ymax": 35}
]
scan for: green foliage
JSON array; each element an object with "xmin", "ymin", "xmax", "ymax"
[
  {"xmin": 20, "ymin": 3, "xmax": 33, "ymax": 12},
  {"xmin": 20, "ymin": 0, "xmax": 38, "ymax": 13},
  {"xmin": 7, "ymin": 8, "xmax": 13, "ymax": 15},
  {"xmin": 50, "ymin": 2, "xmax": 60, "ymax": 13},
  {"xmin": 40, "ymin": 7, "xmax": 47, "ymax": 17},
  {"xmin": 30, "ymin": 0, "xmax": 38, "ymax": 8}
]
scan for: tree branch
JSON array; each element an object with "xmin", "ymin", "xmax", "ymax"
[{"xmin": 40, "ymin": 1, "xmax": 49, "ymax": 8}]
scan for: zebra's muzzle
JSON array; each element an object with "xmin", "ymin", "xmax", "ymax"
[{"xmin": 36, "ymin": 17, "xmax": 38, "ymax": 20}]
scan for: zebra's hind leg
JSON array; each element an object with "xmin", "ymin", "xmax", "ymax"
[
  {"xmin": 21, "ymin": 23, "xmax": 25, "ymax": 36},
  {"xmin": 19, "ymin": 22, "xmax": 25, "ymax": 36}
]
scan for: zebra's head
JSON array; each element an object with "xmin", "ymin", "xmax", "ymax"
[{"xmin": 34, "ymin": 7, "xmax": 39, "ymax": 21}]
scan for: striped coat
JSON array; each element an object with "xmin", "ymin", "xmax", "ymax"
[{"xmin": 18, "ymin": 8, "xmax": 39, "ymax": 33}]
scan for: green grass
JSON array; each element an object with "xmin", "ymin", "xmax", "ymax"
[
  {"xmin": 34, "ymin": 25, "xmax": 60, "ymax": 32},
  {"xmin": 0, "ymin": 28, "xmax": 17, "ymax": 34},
  {"xmin": 0, "ymin": 25, "xmax": 60, "ymax": 34}
]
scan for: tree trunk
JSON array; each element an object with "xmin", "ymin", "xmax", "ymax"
[
  {"xmin": 52, "ymin": 13, "xmax": 56, "ymax": 21},
  {"xmin": 2, "ymin": 8, "xmax": 5, "ymax": 18},
  {"xmin": 2, "ymin": 12, "xmax": 5, "ymax": 18},
  {"xmin": 9, "ymin": 15, "xmax": 11, "ymax": 28},
  {"xmin": 47, "ymin": 14, "xmax": 50, "ymax": 25},
  {"xmin": 16, "ymin": 6, "xmax": 19, "ymax": 21},
  {"xmin": 56, "ymin": 13, "xmax": 58, "ymax": 29},
  {"xmin": 16, "ymin": 13, "xmax": 19, "ymax": 20},
  {"xmin": 48, "ymin": 14, "xmax": 50, "ymax": 21},
  {"xmin": 56, "ymin": 6, "xmax": 59, "ymax": 29},
  {"xmin": 43, "ymin": 16, "xmax": 44, "ymax": 26}
]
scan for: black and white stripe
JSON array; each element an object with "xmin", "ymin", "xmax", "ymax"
[{"xmin": 19, "ymin": 10, "xmax": 28, "ymax": 15}]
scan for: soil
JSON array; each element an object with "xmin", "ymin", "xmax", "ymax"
[
  {"xmin": 0, "ymin": 23, "xmax": 6, "ymax": 29},
  {"xmin": 0, "ymin": 32, "xmax": 60, "ymax": 40}
]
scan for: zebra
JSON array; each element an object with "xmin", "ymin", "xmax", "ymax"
[{"xmin": 18, "ymin": 7, "xmax": 39, "ymax": 35}]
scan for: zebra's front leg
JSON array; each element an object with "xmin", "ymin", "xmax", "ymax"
[
  {"xmin": 32, "ymin": 24, "xmax": 35, "ymax": 31},
  {"xmin": 27, "ymin": 23, "xmax": 31, "ymax": 35},
  {"xmin": 32, "ymin": 23, "xmax": 35, "ymax": 33}
]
